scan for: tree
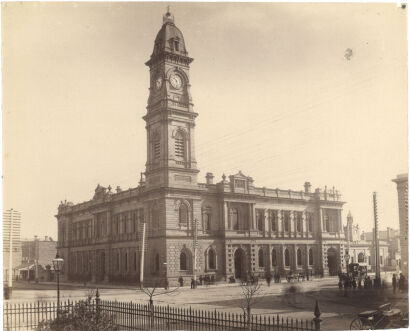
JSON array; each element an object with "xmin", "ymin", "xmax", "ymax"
[
  {"xmin": 239, "ymin": 279, "xmax": 264, "ymax": 331},
  {"xmin": 137, "ymin": 280, "xmax": 180, "ymax": 329}
]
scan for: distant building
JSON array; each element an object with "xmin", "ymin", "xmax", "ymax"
[
  {"xmin": 17, "ymin": 236, "xmax": 57, "ymax": 281},
  {"xmin": 392, "ymin": 173, "xmax": 408, "ymax": 277},
  {"xmin": 362, "ymin": 227, "xmax": 401, "ymax": 270},
  {"xmin": 3, "ymin": 209, "xmax": 22, "ymax": 285},
  {"xmin": 344, "ymin": 212, "xmax": 391, "ymax": 272}
]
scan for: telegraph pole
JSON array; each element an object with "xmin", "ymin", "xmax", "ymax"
[
  {"xmin": 373, "ymin": 192, "xmax": 381, "ymax": 283},
  {"xmin": 139, "ymin": 222, "xmax": 146, "ymax": 288}
]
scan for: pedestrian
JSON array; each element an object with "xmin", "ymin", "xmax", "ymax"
[
  {"xmin": 266, "ymin": 273, "xmax": 271, "ymax": 286},
  {"xmin": 178, "ymin": 276, "xmax": 184, "ymax": 287},
  {"xmin": 352, "ymin": 278, "xmax": 357, "ymax": 290},
  {"xmin": 399, "ymin": 273, "xmax": 404, "ymax": 292},
  {"xmin": 190, "ymin": 277, "xmax": 195, "ymax": 289},
  {"xmin": 199, "ymin": 275, "xmax": 203, "ymax": 286},
  {"xmin": 164, "ymin": 278, "xmax": 169, "ymax": 290}
]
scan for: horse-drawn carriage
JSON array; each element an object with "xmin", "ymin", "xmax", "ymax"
[{"xmin": 350, "ymin": 303, "xmax": 408, "ymax": 330}]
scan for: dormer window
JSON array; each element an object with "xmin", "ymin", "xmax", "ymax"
[{"xmin": 175, "ymin": 40, "xmax": 179, "ymax": 52}]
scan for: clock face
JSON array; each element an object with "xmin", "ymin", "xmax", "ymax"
[
  {"xmin": 170, "ymin": 74, "xmax": 182, "ymax": 89},
  {"xmin": 155, "ymin": 76, "xmax": 163, "ymax": 90}
]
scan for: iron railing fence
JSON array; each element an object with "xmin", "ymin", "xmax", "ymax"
[
  {"xmin": 4, "ymin": 298, "xmax": 321, "ymax": 331},
  {"xmin": 100, "ymin": 300, "xmax": 317, "ymax": 331},
  {"xmin": 3, "ymin": 301, "xmax": 77, "ymax": 331}
]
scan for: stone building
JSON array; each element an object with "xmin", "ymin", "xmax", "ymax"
[
  {"xmin": 345, "ymin": 212, "xmax": 394, "ymax": 272},
  {"xmin": 17, "ymin": 236, "xmax": 57, "ymax": 281},
  {"xmin": 56, "ymin": 10, "xmax": 347, "ymax": 285},
  {"xmin": 392, "ymin": 173, "xmax": 408, "ymax": 277}
]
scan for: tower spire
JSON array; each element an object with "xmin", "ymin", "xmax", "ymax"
[{"xmin": 163, "ymin": 6, "xmax": 174, "ymax": 24}]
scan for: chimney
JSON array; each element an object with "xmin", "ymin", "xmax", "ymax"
[
  {"xmin": 304, "ymin": 182, "xmax": 312, "ymax": 193},
  {"xmin": 34, "ymin": 235, "xmax": 38, "ymax": 241},
  {"xmin": 206, "ymin": 172, "xmax": 214, "ymax": 185},
  {"xmin": 44, "ymin": 236, "xmax": 48, "ymax": 241}
]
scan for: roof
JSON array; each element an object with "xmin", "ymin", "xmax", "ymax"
[{"xmin": 150, "ymin": 11, "xmax": 188, "ymax": 58}]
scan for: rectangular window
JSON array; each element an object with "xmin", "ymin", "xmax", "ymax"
[{"xmin": 235, "ymin": 180, "xmax": 246, "ymax": 188}]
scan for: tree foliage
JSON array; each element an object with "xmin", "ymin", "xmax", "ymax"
[{"xmin": 36, "ymin": 295, "xmax": 118, "ymax": 331}]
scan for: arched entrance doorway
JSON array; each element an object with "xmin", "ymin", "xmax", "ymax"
[
  {"xmin": 327, "ymin": 248, "xmax": 338, "ymax": 276},
  {"xmin": 234, "ymin": 248, "xmax": 246, "ymax": 279}
]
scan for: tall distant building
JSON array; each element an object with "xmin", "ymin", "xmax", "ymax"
[
  {"xmin": 392, "ymin": 173, "xmax": 408, "ymax": 277},
  {"xmin": 57, "ymin": 10, "xmax": 348, "ymax": 285},
  {"xmin": 3, "ymin": 209, "xmax": 22, "ymax": 286}
]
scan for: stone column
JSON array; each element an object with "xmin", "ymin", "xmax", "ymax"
[
  {"xmin": 293, "ymin": 244, "xmax": 297, "ymax": 271},
  {"xmin": 302, "ymin": 211, "xmax": 306, "ymax": 237},
  {"xmin": 318, "ymin": 208, "xmax": 323, "ymax": 232},
  {"xmin": 289, "ymin": 211, "xmax": 295, "ymax": 237},
  {"xmin": 264, "ymin": 209, "xmax": 269, "ymax": 235},
  {"xmin": 251, "ymin": 204, "xmax": 256, "ymax": 230},
  {"xmin": 223, "ymin": 202, "xmax": 229, "ymax": 230},
  {"xmin": 277, "ymin": 210, "xmax": 282, "ymax": 237}
]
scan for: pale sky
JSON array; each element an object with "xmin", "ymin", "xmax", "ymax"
[{"xmin": 3, "ymin": 2, "xmax": 407, "ymax": 239}]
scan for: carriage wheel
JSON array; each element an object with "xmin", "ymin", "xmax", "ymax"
[{"xmin": 350, "ymin": 318, "xmax": 367, "ymax": 330}]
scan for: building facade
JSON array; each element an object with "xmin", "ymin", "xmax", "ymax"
[
  {"xmin": 17, "ymin": 236, "xmax": 57, "ymax": 281},
  {"xmin": 392, "ymin": 173, "xmax": 408, "ymax": 277},
  {"xmin": 345, "ymin": 212, "xmax": 396, "ymax": 272},
  {"xmin": 56, "ymin": 11, "xmax": 348, "ymax": 285}
]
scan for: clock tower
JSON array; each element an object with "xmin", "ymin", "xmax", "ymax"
[{"xmin": 144, "ymin": 10, "xmax": 199, "ymax": 189}]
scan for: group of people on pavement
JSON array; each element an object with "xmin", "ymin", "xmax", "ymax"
[
  {"xmin": 392, "ymin": 273, "xmax": 407, "ymax": 294},
  {"xmin": 338, "ymin": 272, "xmax": 408, "ymax": 295}
]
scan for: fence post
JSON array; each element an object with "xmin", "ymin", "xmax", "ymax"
[
  {"xmin": 95, "ymin": 288, "xmax": 101, "ymax": 323},
  {"xmin": 313, "ymin": 300, "xmax": 321, "ymax": 331}
]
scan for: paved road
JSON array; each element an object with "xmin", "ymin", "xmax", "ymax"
[{"xmin": 6, "ymin": 277, "xmax": 408, "ymax": 331}]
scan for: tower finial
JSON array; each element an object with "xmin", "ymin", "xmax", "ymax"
[{"xmin": 163, "ymin": 6, "xmax": 174, "ymax": 24}]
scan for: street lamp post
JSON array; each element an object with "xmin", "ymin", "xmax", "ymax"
[{"xmin": 52, "ymin": 253, "xmax": 64, "ymax": 320}]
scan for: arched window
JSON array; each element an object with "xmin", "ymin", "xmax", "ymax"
[
  {"xmin": 202, "ymin": 207, "xmax": 212, "ymax": 231},
  {"xmin": 297, "ymin": 249, "xmax": 302, "ymax": 266},
  {"xmin": 284, "ymin": 249, "xmax": 290, "ymax": 267},
  {"xmin": 258, "ymin": 249, "xmax": 264, "ymax": 267},
  {"xmin": 179, "ymin": 204, "xmax": 188, "ymax": 225},
  {"xmin": 230, "ymin": 208, "xmax": 239, "ymax": 230},
  {"xmin": 358, "ymin": 252, "xmax": 364, "ymax": 263},
  {"xmin": 309, "ymin": 248, "xmax": 313, "ymax": 265},
  {"xmin": 175, "ymin": 131, "xmax": 185, "ymax": 159},
  {"xmin": 284, "ymin": 212, "xmax": 290, "ymax": 232},
  {"xmin": 180, "ymin": 252, "xmax": 187, "ymax": 271},
  {"xmin": 155, "ymin": 253, "xmax": 160, "ymax": 273},
  {"xmin": 208, "ymin": 249, "xmax": 216, "ymax": 270},
  {"xmin": 272, "ymin": 249, "xmax": 277, "ymax": 266}
]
